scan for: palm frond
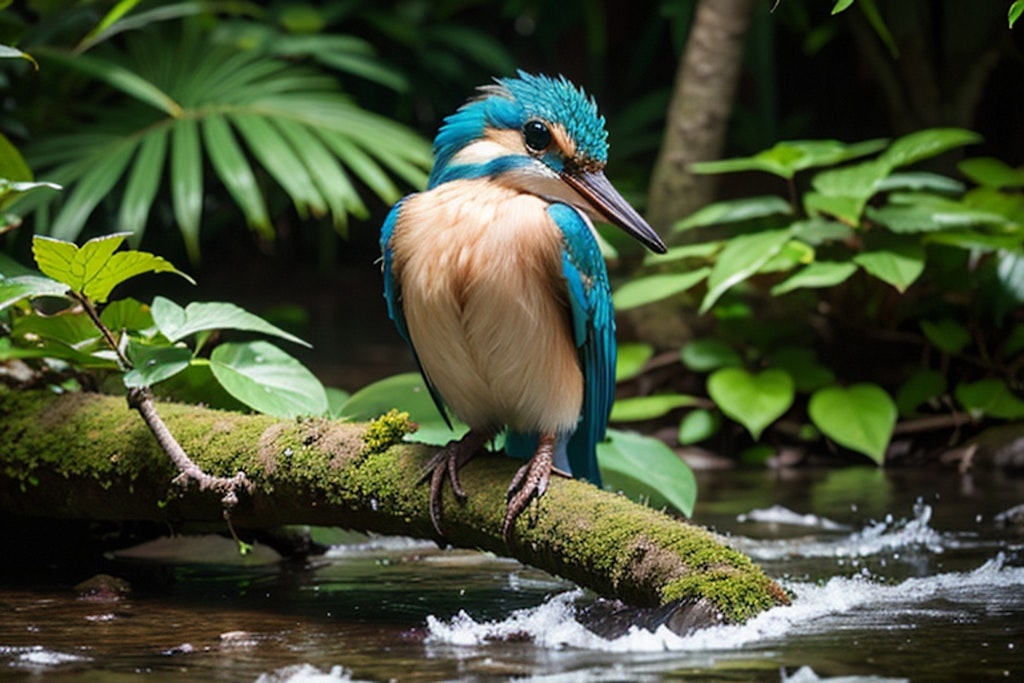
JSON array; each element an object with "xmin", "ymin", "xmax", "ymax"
[{"xmin": 24, "ymin": 23, "xmax": 432, "ymax": 257}]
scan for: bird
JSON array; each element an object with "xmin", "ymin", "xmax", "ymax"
[{"xmin": 380, "ymin": 71, "xmax": 666, "ymax": 542}]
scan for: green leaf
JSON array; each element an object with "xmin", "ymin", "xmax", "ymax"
[
  {"xmin": 0, "ymin": 132, "xmax": 32, "ymax": 182},
  {"xmin": 674, "ymin": 196, "xmax": 791, "ymax": 232},
  {"xmin": 958, "ymin": 157, "xmax": 1024, "ymax": 189},
  {"xmin": 707, "ymin": 368, "xmax": 795, "ymax": 439},
  {"xmin": 118, "ymin": 127, "xmax": 168, "ymax": 240},
  {"xmin": 99, "ymin": 297, "xmax": 153, "ymax": 333},
  {"xmin": 202, "ymin": 115, "xmax": 270, "ymax": 236},
  {"xmin": 49, "ymin": 141, "xmax": 136, "ymax": 241},
  {"xmin": 876, "ymin": 171, "xmax": 964, "ymax": 194},
  {"xmin": 680, "ymin": 339, "xmax": 742, "ymax": 372},
  {"xmin": 1011, "ymin": 0, "xmax": 1024, "ymax": 28},
  {"xmin": 808, "ymin": 384, "xmax": 896, "ymax": 463},
  {"xmin": 615, "ymin": 342, "xmax": 653, "ymax": 382},
  {"xmin": 123, "ymin": 341, "xmax": 191, "ymax": 388},
  {"xmin": 920, "ymin": 318, "xmax": 971, "ymax": 354},
  {"xmin": 610, "ymin": 394, "xmax": 701, "ymax": 422},
  {"xmin": 613, "ymin": 269, "xmax": 709, "ymax": 310},
  {"xmin": 171, "ymin": 118, "xmax": 203, "ymax": 262},
  {"xmin": 803, "ymin": 192, "xmax": 865, "ymax": 225},
  {"xmin": 811, "ymin": 158, "xmax": 890, "ymax": 217},
  {"xmin": 0, "ymin": 43, "xmax": 38, "ymax": 69},
  {"xmin": 831, "ymin": 0, "xmax": 855, "ymax": 14},
  {"xmin": 955, "ymin": 379, "xmax": 1024, "ymax": 420},
  {"xmin": 644, "ymin": 242, "xmax": 722, "ymax": 266},
  {"xmin": 0, "ymin": 274, "xmax": 68, "ymax": 310},
  {"xmin": 879, "ymin": 128, "xmax": 982, "ymax": 170},
  {"xmin": 35, "ymin": 47, "xmax": 182, "ymax": 116},
  {"xmin": 597, "ymin": 429, "xmax": 696, "ymax": 516},
  {"xmin": 677, "ymin": 409, "xmax": 721, "ymax": 445},
  {"xmin": 692, "ymin": 139, "xmax": 887, "ymax": 180},
  {"xmin": 32, "ymin": 234, "xmax": 191, "ymax": 303},
  {"xmin": 339, "ymin": 372, "xmax": 468, "ymax": 446},
  {"xmin": 853, "ymin": 241, "xmax": 925, "ymax": 292},
  {"xmin": 771, "ymin": 261, "xmax": 857, "ymax": 295},
  {"xmin": 209, "ymin": 340, "xmax": 327, "ymax": 418},
  {"xmin": 896, "ymin": 370, "xmax": 946, "ymax": 418},
  {"xmin": 700, "ymin": 229, "xmax": 792, "ymax": 313},
  {"xmin": 151, "ymin": 296, "xmax": 309, "ymax": 347}
]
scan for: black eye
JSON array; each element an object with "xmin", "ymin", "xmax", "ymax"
[{"xmin": 523, "ymin": 120, "xmax": 552, "ymax": 153}]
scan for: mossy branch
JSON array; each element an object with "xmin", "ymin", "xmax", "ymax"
[{"xmin": 0, "ymin": 388, "xmax": 789, "ymax": 626}]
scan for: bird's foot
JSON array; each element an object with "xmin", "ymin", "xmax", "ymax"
[
  {"xmin": 503, "ymin": 433, "xmax": 557, "ymax": 543},
  {"xmin": 421, "ymin": 430, "xmax": 491, "ymax": 538}
]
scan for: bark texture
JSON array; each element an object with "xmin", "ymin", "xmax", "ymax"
[
  {"xmin": 646, "ymin": 0, "xmax": 758, "ymax": 234},
  {"xmin": 0, "ymin": 388, "xmax": 789, "ymax": 626}
]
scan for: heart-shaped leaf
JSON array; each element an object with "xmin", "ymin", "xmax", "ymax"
[
  {"xmin": 609, "ymin": 394, "xmax": 700, "ymax": 422},
  {"xmin": 955, "ymin": 378, "xmax": 1024, "ymax": 420},
  {"xmin": 808, "ymin": 383, "xmax": 896, "ymax": 464},
  {"xmin": 209, "ymin": 340, "xmax": 327, "ymax": 418},
  {"xmin": 597, "ymin": 429, "xmax": 696, "ymax": 516},
  {"xmin": 707, "ymin": 367, "xmax": 795, "ymax": 439}
]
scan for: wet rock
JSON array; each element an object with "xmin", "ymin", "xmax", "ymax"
[
  {"xmin": 994, "ymin": 503, "xmax": 1024, "ymax": 531},
  {"xmin": 576, "ymin": 596, "xmax": 725, "ymax": 638},
  {"xmin": 73, "ymin": 574, "xmax": 131, "ymax": 601}
]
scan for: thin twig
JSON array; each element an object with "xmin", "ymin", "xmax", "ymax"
[{"xmin": 74, "ymin": 290, "xmax": 252, "ymax": 510}]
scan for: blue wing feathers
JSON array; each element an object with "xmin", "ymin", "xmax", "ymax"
[{"xmin": 547, "ymin": 203, "xmax": 614, "ymax": 487}]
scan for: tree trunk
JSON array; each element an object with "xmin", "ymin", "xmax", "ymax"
[
  {"xmin": 646, "ymin": 0, "xmax": 758, "ymax": 235},
  {"xmin": 0, "ymin": 387, "xmax": 789, "ymax": 628}
]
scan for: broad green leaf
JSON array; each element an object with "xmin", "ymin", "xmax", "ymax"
[
  {"xmin": 677, "ymin": 409, "xmax": 721, "ymax": 445},
  {"xmin": 674, "ymin": 195, "xmax": 791, "ymax": 232},
  {"xmin": 99, "ymin": 297, "xmax": 153, "ymax": 333},
  {"xmin": 700, "ymin": 229, "xmax": 792, "ymax": 313},
  {"xmin": 963, "ymin": 187, "xmax": 1024, "ymax": 226},
  {"xmin": 810, "ymin": 159, "xmax": 890, "ymax": 223},
  {"xmin": 151, "ymin": 296, "xmax": 309, "ymax": 347},
  {"xmin": 920, "ymin": 318, "xmax": 971, "ymax": 354},
  {"xmin": 597, "ymin": 429, "xmax": 696, "ymax": 516},
  {"xmin": 12, "ymin": 309, "xmax": 100, "ymax": 348},
  {"xmin": 896, "ymin": 370, "xmax": 946, "ymax": 418},
  {"xmin": 791, "ymin": 218, "xmax": 855, "ymax": 246},
  {"xmin": 880, "ymin": 128, "xmax": 982, "ymax": 170},
  {"xmin": 959, "ymin": 157, "xmax": 1024, "ymax": 189},
  {"xmin": 171, "ymin": 118, "xmax": 203, "ymax": 262},
  {"xmin": 325, "ymin": 387, "xmax": 351, "ymax": 419},
  {"xmin": 955, "ymin": 378, "xmax": 1024, "ymax": 420},
  {"xmin": 209, "ymin": 340, "xmax": 328, "ymax": 418},
  {"xmin": 124, "ymin": 341, "xmax": 191, "ymax": 388},
  {"xmin": 1012, "ymin": 0, "xmax": 1024, "ymax": 28},
  {"xmin": 771, "ymin": 261, "xmax": 857, "ymax": 295},
  {"xmin": 925, "ymin": 230, "xmax": 1024, "ymax": 253},
  {"xmin": 0, "ymin": 179, "xmax": 62, "ymax": 213},
  {"xmin": 340, "ymin": 372, "xmax": 469, "ymax": 446},
  {"xmin": 613, "ymin": 269, "xmax": 709, "ymax": 310},
  {"xmin": 707, "ymin": 367, "xmax": 795, "ymax": 439},
  {"xmin": 876, "ymin": 172, "xmax": 964, "ymax": 194},
  {"xmin": 758, "ymin": 240, "xmax": 815, "ymax": 274},
  {"xmin": 868, "ymin": 203, "xmax": 1005, "ymax": 234},
  {"xmin": 808, "ymin": 383, "xmax": 896, "ymax": 464},
  {"xmin": 32, "ymin": 234, "xmax": 191, "ymax": 303},
  {"xmin": 0, "ymin": 132, "xmax": 32, "ymax": 182},
  {"xmin": 692, "ymin": 139, "xmax": 886, "ymax": 180},
  {"xmin": 803, "ymin": 192, "xmax": 865, "ymax": 225},
  {"xmin": 616, "ymin": 342, "xmax": 653, "ymax": 382},
  {"xmin": 0, "ymin": 274, "xmax": 68, "ymax": 310},
  {"xmin": 610, "ymin": 394, "xmax": 701, "ymax": 422},
  {"xmin": 680, "ymin": 339, "xmax": 742, "ymax": 372},
  {"xmin": 853, "ymin": 241, "xmax": 925, "ymax": 292}
]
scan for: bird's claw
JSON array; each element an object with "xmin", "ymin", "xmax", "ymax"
[
  {"xmin": 502, "ymin": 435, "xmax": 556, "ymax": 544},
  {"xmin": 421, "ymin": 431, "xmax": 489, "ymax": 538}
]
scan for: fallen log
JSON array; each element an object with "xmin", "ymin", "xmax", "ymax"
[{"xmin": 0, "ymin": 388, "xmax": 789, "ymax": 628}]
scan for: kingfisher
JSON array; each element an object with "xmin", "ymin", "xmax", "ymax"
[{"xmin": 380, "ymin": 72, "xmax": 666, "ymax": 542}]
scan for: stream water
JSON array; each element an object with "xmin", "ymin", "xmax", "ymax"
[{"xmin": 1, "ymin": 467, "xmax": 1022, "ymax": 682}]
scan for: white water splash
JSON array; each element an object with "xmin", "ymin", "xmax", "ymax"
[
  {"xmin": 254, "ymin": 664, "xmax": 371, "ymax": 683},
  {"xmin": 425, "ymin": 553, "xmax": 1024, "ymax": 653},
  {"xmin": 782, "ymin": 665, "xmax": 909, "ymax": 683},
  {"xmin": 737, "ymin": 501, "xmax": 948, "ymax": 561},
  {"xmin": 738, "ymin": 504, "xmax": 848, "ymax": 531},
  {"xmin": 0, "ymin": 645, "xmax": 91, "ymax": 667}
]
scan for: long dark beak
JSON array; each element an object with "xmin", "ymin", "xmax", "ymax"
[{"xmin": 561, "ymin": 170, "xmax": 667, "ymax": 254}]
